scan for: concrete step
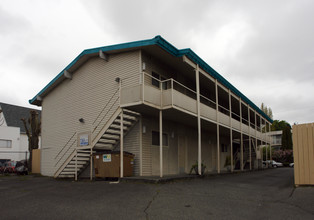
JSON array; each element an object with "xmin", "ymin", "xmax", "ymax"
[
  {"xmin": 113, "ymin": 119, "xmax": 131, "ymax": 126},
  {"xmin": 77, "ymin": 153, "xmax": 91, "ymax": 157},
  {"xmin": 106, "ymin": 129, "xmax": 121, "ymax": 135},
  {"xmin": 118, "ymin": 114, "xmax": 137, "ymax": 121},
  {"xmin": 98, "ymin": 139, "xmax": 116, "ymax": 144},
  {"xmin": 60, "ymin": 171, "xmax": 76, "ymax": 175},
  {"xmin": 101, "ymin": 134, "xmax": 120, "ymax": 140},
  {"xmin": 66, "ymin": 164, "xmax": 84, "ymax": 168},
  {"xmin": 109, "ymin": 124, "xmax": 127, "ymax": 130},
  {"xmin": 94, "ymin": 143, "xmax": 113, "ymax": 148},
  {"xmin": 123, "ymin": 109, "xmax": 141, "ymax": 117},
  {"xmin": 69, "ymin": 161, "xmax": 86, "ymax": 165},
  {"xmin": 59, "ymin": 174, "xmax": 75, "ymax": 178},
  {"xmin": 75, "ymin": 157, "xmax": 90, "ymax": 161}
]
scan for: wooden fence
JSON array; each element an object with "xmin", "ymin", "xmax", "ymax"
[
  {"xmin": 32, "ymin": 149, "xmax": 41, "ymax": 174},
  {"xmin": 292, "ymin": 123, "xmax": 314, "ymax": 185}
]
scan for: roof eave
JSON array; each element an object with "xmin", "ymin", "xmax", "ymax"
[{"xmin": 29, "ymin": 35, "xmax": 273, "ymax": 123}]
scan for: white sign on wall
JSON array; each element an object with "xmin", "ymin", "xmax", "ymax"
[
  {"xmin": 79, "ymin": 134, "xmax": 89, "ymax": 146},
  {"xmin": 103, "ymin": 154, "xmax": 111, "ymax": 162}
]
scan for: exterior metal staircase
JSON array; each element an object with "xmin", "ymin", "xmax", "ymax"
[
  {"xmin": 93, "ymin": 108, "xmax": 140, "ymax": 150},
  {"xmin": 54, "ymin": 108, "xmax": 140, "ymax": 179}
]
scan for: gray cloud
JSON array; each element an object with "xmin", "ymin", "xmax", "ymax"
[{"xmin": 1, "ymin": 0, "xmax": 313, "ymax": 124}]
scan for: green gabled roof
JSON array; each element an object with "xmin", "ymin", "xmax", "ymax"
[{"xmin": 29, "ymin": 35, "xmax": 273, "ymax": 123}]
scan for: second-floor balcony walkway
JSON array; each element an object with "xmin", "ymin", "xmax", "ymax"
[{"xmin": 120, "ymin": 72, "xmax": 270, "ymax": 143}]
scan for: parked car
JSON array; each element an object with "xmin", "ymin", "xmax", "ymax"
[
  {"xmin": 0, "ymin": 162, "xmax": 5, "ymax": 174},
  {"xmin": 289, "ymin": 163, "xmax": 294, "ymax": 167},
  {"xmin": 3, "ymin": 161, "xmax": 17, "ymax": 173},
  {"xmin": 15, "ymin": 160, "xmax": 29, "ymax": 175},
  {"xmin": 270, "ymin": 160, "xmax": 283, "ymax": 168},
  {"xmin": 263, "ymin": 160, "xmax": 283, "ymax": 168}
]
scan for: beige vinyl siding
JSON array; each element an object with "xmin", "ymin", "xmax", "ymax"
[
  {"xmin": 140, "ymin": 113, "xmax": 228, "ymax": 176},
  {"xmin": 142, "ymin": 52, "xmax": 177, "ymax": 87},
  {"xmin": 41, "ymin": 51, "xmax": 140, "ymax": 176},
  {"xmin": 141, "ymin": 117, "xmax": 152, "ymax": 176},
  {"xmin": 123, "ymin": 121, "xmax": 140, "ymax": 176}
]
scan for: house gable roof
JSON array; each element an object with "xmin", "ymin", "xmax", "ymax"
[
  {"xmin": 0, "ymin": 102, "xmax": 41, "ymax": 133},
  {"xmin": 29, "ymin": 35, "xmax": 273, "ymax": 123}
]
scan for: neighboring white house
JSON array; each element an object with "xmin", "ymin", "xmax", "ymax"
[{"xmin": 0, "ymin": 102, "xmax": 41, "ymax": 163}]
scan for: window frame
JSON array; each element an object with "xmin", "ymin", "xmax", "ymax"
[
  {"xmin": 152, "ymin": 72, "xmax": 160, "ymax": 88},
  {"xmin": 152, "ymin": 131, "xmax": 169, "ymax": 146},
  {"xmin": 0, "ymin": 139, "xmax": 12, "ymax": 148}
]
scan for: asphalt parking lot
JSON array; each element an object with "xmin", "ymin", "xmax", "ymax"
[{"xmin": 0, "ymin": 168, "xmax": 313, "ymax": 220}]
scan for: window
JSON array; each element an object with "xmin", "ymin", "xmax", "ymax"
[
  {"xmin": 0, "ymin": 139, "xmax": 12, "ymax": 148},
  {"xmin": 152, "ymin": 131, "xmax": 168, "ymax": 146},
  {"xmin": 161, "ymin": 76, "xmax": 168, "ymax": 90},
  {"xmin": 221, "ymin": 144, "xmax": 227, "ymax": 152},
  {"xmin": 152, "ymin": 72, "xmax": 160, "ymax": 88},
  {"xmin": 152, "ymin": 72, "xmax": 168, "ymax": 90}
]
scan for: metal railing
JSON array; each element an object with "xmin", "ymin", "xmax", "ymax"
[
  {"xmin": 54, "ymin": 86, "xmax": 121, "ymax": 171},
  {"xmin": 54, "ymin": 132, "xmax": 77, "ymax": 167},
  {"xmin": 120, "ymin": 72, "xmax": 266, "ymax": 133},
  {"xmin": 92, "ymin": 88, "xmax": 120, "ymax": 134}
]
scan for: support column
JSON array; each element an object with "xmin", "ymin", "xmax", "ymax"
[
  {"xmin": 229, "ymin": 90, "xmax": 233, "ymax": 172},
  {"xmin": 196, "ymin": 65, "xmax": 202, "ymax": 175},
  {"xmin": 90, "ymin": 147, "xmax": 93, "ymax": 181},
  {"xmin": 268, "ymin": 123, "xmax": 272, "ymax": 160},
  {"xmin": 265, "ymin": 143, "xmax": 268, "ymax": 163},
  {"xmin": 120, "ymin": 110, "xmax": 124, "ymax": 178},
  {"xmin": 248, "ymin": 109, "xmax": 251, "ymax": 170},
  {"xmin": 75, "ymin": 149, "xmax": 77, "ymax": 181},
  {"xmin": 249, "ymin": 136, "xmax": 252, "ymax": 170},
  {"xmin": 159, "ymin": 110, "xmax": 163, "ymax": 178},
  {"xmin": 139, "ymin": 117, "xmax": 143, "ymax": 176},
  {"xmin": 215, "ymin": 79, "xmax": 220, "ymax": 173},
  {"xmin": 240, "ymin": 99, "xmax": 243, "ymax": 171}
]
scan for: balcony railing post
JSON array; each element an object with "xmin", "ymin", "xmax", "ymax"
[
  {"xmin": 75, "ymin": 148, "xmax": 77, "ymax": 181},
  {"xmin": 90, "ymin": 146, "xmax": 93, "ymax": 181},
  {"xmin": 119, "ymin": 77, "xmax": 122, "ymax": 106},
  {"xmin": 196, "ymin": 65, "xmax": 202, "ymax": 175},
  {"xmin": 239, "ymin": 98, "xmax": 243, "ymax": 171},
  {"xmin": 142, "ymin": 72, "xmax": 145, "ymax": 102},
  {"xmin": 171, "ymin": 79, "xmax": 174, "ymax": 107},
  {"xmin": 215, "ymin": 79, "xmax": 220, "ymax": 174},
  {"xmin": 229, "ymin": 89, "xmax": 233, "ymax": 172}
]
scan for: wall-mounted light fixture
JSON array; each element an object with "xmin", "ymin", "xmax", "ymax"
[
  {"xmin": 115, "ymin": 77, "xmax": 120, "ymax": 83},
  {"xmin": 142, "ymin": 62, "xmax": 146, "ymax": 71},
  {"xmin": 79, "ymin": 118, "xmax": 84, "ymax": 123},
  {"xmin": 171, "ymin": 132, "xmax": 174, "ymax": 138},
  {"xmin": 143, "ymin": 125, "xmax": 146, "ymax": 134}
]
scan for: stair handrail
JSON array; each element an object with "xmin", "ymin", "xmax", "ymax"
[
  {"xmin": 92, "ymin": 87, "xmax": 120, "ymax": 126},
  {"xmin": 54, "ymin": 132, "xmax": 77, "ymax": 167},
  {"xmin": 92, "ymin": 96, "xmax": 119, "ymax": 134}
]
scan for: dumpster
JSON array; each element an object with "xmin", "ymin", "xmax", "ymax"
[{"xmin": 93, "ymin": 151, "xmax": 134, "ymax": 178}]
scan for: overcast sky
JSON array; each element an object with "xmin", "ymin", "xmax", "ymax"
[{"xmin": 0, "ymin": 0, "xmax": 313, "ymax": 125}]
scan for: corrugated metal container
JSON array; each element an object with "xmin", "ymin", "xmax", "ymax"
[{"xmin": 292, "ymin": 123, "xmax": 314, "ymax": 185}]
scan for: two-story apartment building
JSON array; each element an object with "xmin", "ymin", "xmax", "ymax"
[{"xmin": 30, "ymin": 36, "xmax": 273, "ymax": 179}]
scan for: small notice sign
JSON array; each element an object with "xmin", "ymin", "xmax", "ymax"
[
  {"xmin": 103, "ymin": 154, "xmax": 111, "ymax": 162},
  {"xmin": 79, "ymin": 134, "xmax": 89, "ymax": 146}
]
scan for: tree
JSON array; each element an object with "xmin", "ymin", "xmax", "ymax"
[
  {"xmin": 21, "ymin": 110, "xmax": 41, "ymax": 172},
  {"xmin": 282, "ymin": 126, "xmax": 293, "ymax": 150},
  {"xmin": 261, "ymin": 103, "xmax": 273, "ymax": 119}
]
